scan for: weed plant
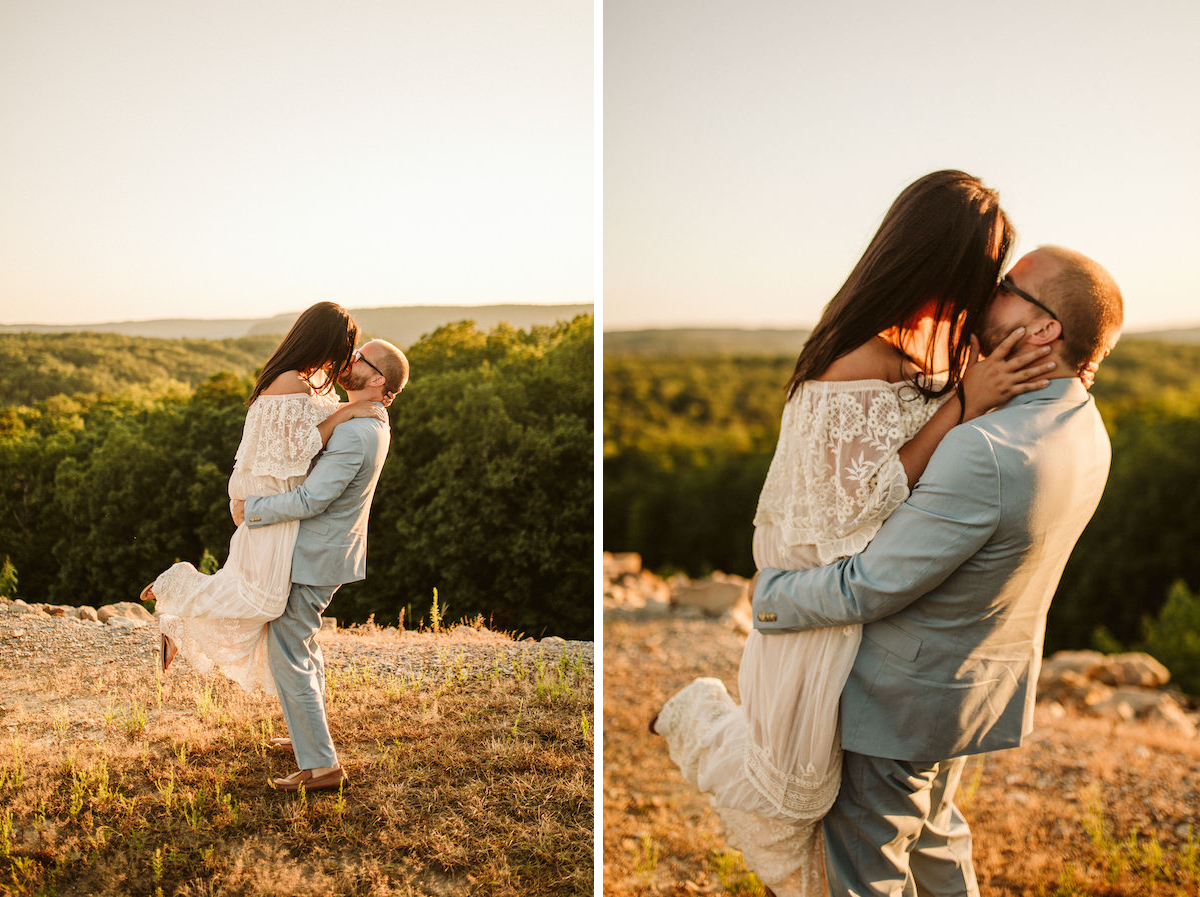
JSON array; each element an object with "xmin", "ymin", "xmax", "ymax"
[
  {"xmin": 604, "ymin": 617, "xmax": 1200, "ymax": 897},
  {"xmin": 0, "ymin": 630, "xmax": 592, "ymax": 896}
]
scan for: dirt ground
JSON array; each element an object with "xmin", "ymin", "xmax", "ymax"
[{"xmin": 603, "ymin": 614, "xmax": 1200, "ymax": 897}]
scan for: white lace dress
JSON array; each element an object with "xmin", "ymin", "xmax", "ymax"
[
  {"xmin": 154, "ymin": 391, "xmax": 339, "ymax": 695},
  {"xmin": 656, "ymin": 379, "xmax": 947, "ymax": 896}
]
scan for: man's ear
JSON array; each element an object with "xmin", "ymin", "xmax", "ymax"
[{"xmin": 1025, "ymin": 318, "xmax": 1062, "ymax": 346}]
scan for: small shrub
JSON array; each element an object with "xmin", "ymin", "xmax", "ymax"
[
  {"xmin": 0, "ymin": 556, "xmax": 16, "ymax": 598},
  {"xmin": 198, "ymin": 550, "xmax": 219, "ymax": 575},
  {"xmin": 1141, "ymin": 579, "xmax": 1200, "ymax": 696}
]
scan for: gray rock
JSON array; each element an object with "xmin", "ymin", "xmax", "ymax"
[
  {"xmin": 1093, "ymin": 653, "xmax": 1171, "ymax": 689},
  {"xmin": 97, "ymin": 602, "xmax": 155, "ymax": 624},
  {"xmin": 1086, "ymin": 687, "xmax": 1197, "ymax": 736},
  {"xmin": 107, "ymin": 616, "xmax": 146, "ymax": 630},
  {"xmin": 8, "ymin": 600, "xmax": 50, "ymax": 619},
  {"xmin": 75, "ymin": 606, "xmax": 100, "ymax": 622},
  {"xmin": 541, "ymin": 636, "xmax": 566, "ymax": 645},
  {"xmin": 1039, "ymin": 650, "xmax": 1106, "ymax": 681},
  {"xmin": 603, "ymin": 552, "xmax": 643, "ymax": 579},
  {"xmin": 671, "ymin": 578, "xmax": 747, "ymax": 617},
  {"xmin": 729, "ymin": 594, "xmax": 753, "ymax": 635},
  {"xmin": 1146, "ymin": 697, "xmax": 1197, "ymax": 737}
]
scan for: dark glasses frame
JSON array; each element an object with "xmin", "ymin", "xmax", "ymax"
[
  {"xmin": 352, "ymin": 349, "xmax": 385, "ymax": 379},
  {"xmin": 998, "ymin": 276, "xmax": 1063, "ymax": 337}
]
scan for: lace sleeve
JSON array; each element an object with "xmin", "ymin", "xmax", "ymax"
[
  {"xmin": 235, "ymin": 394, "xmax": 338, "ymax": 480},
  {"xmin": 753, "ymin": 382, "xmax": 947, "ymax": 565}
]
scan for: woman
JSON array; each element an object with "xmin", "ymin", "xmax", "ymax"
[
  {"xmin": 143, "ymin": 301, "xmax": 386, "ymax": 695},
  {"xmin": 652, "ymin": 171, "xmax": 1058, "ymax": 896}
]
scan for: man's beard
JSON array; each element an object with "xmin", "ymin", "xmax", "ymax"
[
  {"xmin": 338, "ymin": 366, "xmax": 371, "ymax": 391},
  {"xmin": 975, "ymin": 323, "xmax": 1006, "ymax": 357}
]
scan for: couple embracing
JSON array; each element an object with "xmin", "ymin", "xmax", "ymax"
[
  {"xmin": 142, "ymin": 302, "xmax": 409, "ymax": 793},
  {"xmin": 652, "ymin": 171, "xmax": 1124, "ymax": 896}
]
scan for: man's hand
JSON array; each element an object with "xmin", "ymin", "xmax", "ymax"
[{"xmin": 230, "ymin": 499, "xmax": 246, "ymax": 526}]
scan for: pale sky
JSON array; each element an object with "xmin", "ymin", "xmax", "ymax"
[
  {"xmin": 605, "ymin": 0, "xmax": 1200, "ymax": 332},
  {"xmin": 0, "ymin": 0, "xmax": 593, "ymax": 325}
]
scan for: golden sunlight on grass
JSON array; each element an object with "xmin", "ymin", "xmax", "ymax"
[
  {"xmin": 0, "ymin": 627, "xmax": 592, "ymax": 896},
  {"xmin": 604, "ymin": 616, "xmax": 1200, "ymax": 897}
]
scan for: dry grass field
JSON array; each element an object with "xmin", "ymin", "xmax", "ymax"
[
  {"xmin": 604, "ymin": 615, "xmax": 1200, "ymax": 897},
  {"xmin": 0, "ymin": 620, "xmax": 593, "ymax": 896}
]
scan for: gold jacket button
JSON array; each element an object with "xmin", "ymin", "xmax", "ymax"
[
  {"xmin": 249, "ymin": 517, "xmax": 262, "ymax": 523},
  {"xmin": 757, "ymin": 612, "xmax": 777, "ymax": 622}
]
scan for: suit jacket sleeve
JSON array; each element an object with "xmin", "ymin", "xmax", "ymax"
[
  {"xmin": 243, "ymin": 422, "xmax": 366, "ymax": 527},
  {"xmin": 752, "ymin": 423, "xmax": 1003, "ymax": 630}
]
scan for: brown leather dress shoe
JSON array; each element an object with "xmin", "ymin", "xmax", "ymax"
[
  {"xmin": 268, "ymin": 737, "xmax": 295, "ymax": 754},
  {"xmin": 271, "ymin": 766, "xmax": 349, "ymax": 792},
  {"xmin": 160, "ymin": 635, "xmax": 178, "ymax": 673}
]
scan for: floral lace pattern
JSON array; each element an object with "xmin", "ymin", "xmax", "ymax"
[
  {"xmin": 235, "ymin": 391, "xmax": 338, "ymax": 480},
  {"xmin": 655, "ymin": 678, "xmax": 738, "ymax": 784},
  {"xmin": 659, "ymin": 378, "xmax": 951, "ymax": 895},
  {"xmin": 656, "ymin": 678, "xmax": 831, "ymax": 897},
  {"xmin": 718, "ymin": 808, "xmax": 828, "ymax": 897},
  {"xmin": 157, "ymin": 566, "xmax": 278, "ymax": 696},
  {"xmin": 753, "ymin": 380, "xmax": 948, "ymax": 565},
  {"xmin": 745, "ymin": 738, "xmax": 841, "ymax": 821},
  {"xmin": 156, "ymin": 389, "xmax": 337, "ymax": 695}
]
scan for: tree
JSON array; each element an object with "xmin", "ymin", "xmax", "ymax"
[
  {"xmin": 0, "ymin": 557, "xmax": 16, "ymax": 598},
  {"xmin": 1141, "ymin": 580, "xmax": 1200, "ymax": 697},
  {"xmin": 332, "ymin": 316, "xmax": 594, "ymax": 639},
  {"xmin": 1049, "ymin": 396, "xmax": 1200, "ymax": 651},
  {"xmin": 0, "ymin": 320, "xmax": 593, "ymax": 639}
]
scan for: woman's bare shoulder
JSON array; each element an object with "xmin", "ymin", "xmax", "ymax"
[
  {"xmin": 260, "ymin": 370, "xmax": 311, "ymax": 395},
  {"xmin": 815, "ymin": 338, "xmax": 902, "ymax": 383}
]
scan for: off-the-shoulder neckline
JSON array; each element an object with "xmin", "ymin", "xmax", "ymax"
[{"xmin": 803, "ymin": 377, "xmax": 928, "ymax": 389}]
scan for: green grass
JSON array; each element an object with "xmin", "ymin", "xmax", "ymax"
[{"xmin": 0, "ymin": 635, "xmax": 592, "ymax": 896}]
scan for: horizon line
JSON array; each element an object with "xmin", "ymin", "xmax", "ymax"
[
  {"xmin": 603, "ymin": 319, "xmax": 1200, "ymax": 335},
  {"xmin": 1, "ymin": 300, "xmax": 594, "ymax": 329}
]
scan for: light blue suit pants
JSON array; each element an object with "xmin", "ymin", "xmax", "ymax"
[
  {"xmin": 823, "ymin": 751, "xmax": 979, "ymax": 897},
  {"xmin": 267, "ymin": 582, "xmax": 339, "ymax": 770}
]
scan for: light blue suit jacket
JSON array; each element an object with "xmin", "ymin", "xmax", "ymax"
[
  {"xmin": 244, "ymin": 413, "xmax": 390, "ymax": 587},
  {"xmin": 752, "ymin": 378, "xmax": 1110, "ymax": 761}
]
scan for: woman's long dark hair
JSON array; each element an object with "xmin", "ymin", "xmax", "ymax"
[
  {"xmin": 786, "ymin": 170, "xmax": 1014, "ymax": 400},
  {"xmin": 247, "ymin": 301, "xmax": 359, "ymax": 406}
]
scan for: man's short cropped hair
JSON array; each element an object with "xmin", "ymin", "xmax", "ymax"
[
  {"xmin": 1038, "ymin": 245, "xmax": 1123, "ymax": 369},
  {"xmin": 368, "ymin": 339, "xmax": 410, "ymax": 400}
]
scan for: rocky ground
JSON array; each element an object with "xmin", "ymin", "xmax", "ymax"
[
  {"xmin": 0, "ymin": 594, "xmax": 593, "ymax": 746},
  {"xmin": 603, "ymin": 554, "xmax": 1200, "ymax": 896}
]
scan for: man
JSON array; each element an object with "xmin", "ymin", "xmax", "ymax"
[
  {"xmin": 752, "ymin": 246, "xmax": 1123, "ymax": 896},
  {"xmin": 232, "ymin": 338, "xmax": 409, "ymax": 792}
]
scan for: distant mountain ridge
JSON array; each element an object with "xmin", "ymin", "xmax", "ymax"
[
  {"xmin": 604, "ymin": 327, "xmax": 810, "ymax": 358},
  {"xmin": 1127, "ymin": 325, "xmax": 1200, "ymax": 344},
  {"xmin": 2, "ymin": 303, "xmax": 593, "ymax": 345},
  {"xmin": 604, "ymin": 324, "xmax": 1200, "ymax": 356}
]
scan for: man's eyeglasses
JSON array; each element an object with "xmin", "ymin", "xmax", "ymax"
[
  {"xmin": 352, "ymin": 349, "xmax": 385, "ymax": 379},
  {"xmin": 996, "ymin": 277, "xmax": 1063, "ymax": 338}
]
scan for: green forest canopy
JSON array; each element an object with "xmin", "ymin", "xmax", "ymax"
[
  {"xmin": 0, "ymin": 332, "xmax": 280, "ymax": 406},
  {"xmin": 1, "ymin": 317, "xmax": 594, "ymax": 640},
  {"xmin": 604, "ymin": 336, "xmax": 1200, "ymax": 667}
]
